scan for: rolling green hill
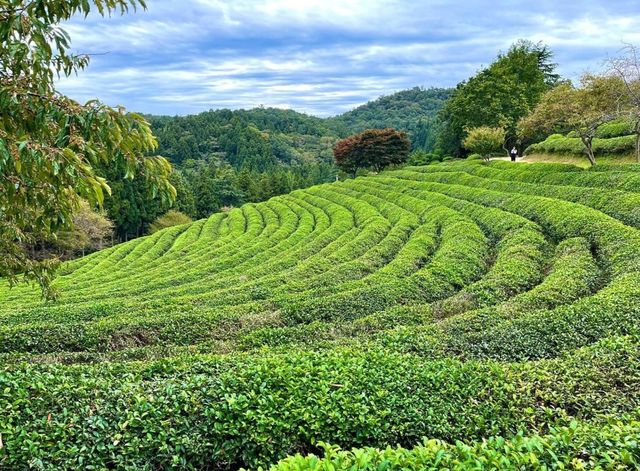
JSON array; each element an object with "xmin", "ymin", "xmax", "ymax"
[
  {"xmin": 2, "ymin": 161, "xmax": 640, "ymax": 469},
  {"xmin": 148, "ymin": 87, "xmax": 451, "ymax": 168},
  {"xmin": 329, "ymin": 87, "xmax": 452, "ymax": 149}
]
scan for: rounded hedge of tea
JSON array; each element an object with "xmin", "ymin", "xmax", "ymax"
[
  {"xmin": 267, "ymin": 413, "xmax": 640, "ymax": 471},
  {"xmin": 525, "ymin": 133, "xmax": 636, "ymax": 157},
  {"xmin": 2, "ymin": 159, "xmax": 640, "ymax": 469}
]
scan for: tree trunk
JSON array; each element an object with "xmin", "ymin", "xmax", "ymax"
[
  {"xmin": 502, "ymin": 141, "xmax": 510, "ymax": 158},
  {"xmin": 586, "ymin": 145, "xmax": 596, "ymax": 166},
  {"xmin": 635, "ymin": 120, "xmax": 640, "ymax": 163},
  {"xmin": 581, "ymin": 136, "xmax": 596, "ymax": 166}
]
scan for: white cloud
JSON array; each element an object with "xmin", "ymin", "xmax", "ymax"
[{"xmin": 55, "ymin": 0, "xmax": 640, "ymax": 116}]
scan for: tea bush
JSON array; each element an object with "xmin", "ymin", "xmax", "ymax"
[
  {"xmin": 595, "ymin": 118, "xmax": 636, "ymax": 138},
  {"xmin": 2, "ymin": 159, "xmax": 640, "ymax": 469},
  {"xmin": 267, "ymin": 414, "xmax": 640, "ymax": 470},
  {"xmin": 525, "ymin": 134, "xmax": 635, "ymax": 156},
  {"xmin": 1, "ymin": 337, "xmax": 639, "ymax": 469}
]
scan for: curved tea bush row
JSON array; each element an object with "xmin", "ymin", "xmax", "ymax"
[
  {"xmin": 402, "ymin": 163, "xmax": 640, "ymax": 228},
  {"xmin": 267, "ymin": 414, "xmax": 640, "ymax": 471},
  {"xmin": 415, "ymin": 160, "xmax": 640, "ymax": 194},
  {"xmin": 351, "ymin": 179, "xmax": 551, "ymax": 313},
  {"xmin": 0, "ymin": 196, "xmax": 342, "ymax": 314},
  {"xmin": 378, "ymin": 175, "xmax": 640, "ymax": 275},
  {"xmin": 240, "ymin": 233, "xmax": 601, "ymax": 355},
  {"xmin": 8, "ymin": 160, "xmax": 628, "ymax": 356},
  {"xmin": 525, "ymin": 133, "xmax": 636, "ymax": 156},
  {"xmin": 594, "ymin": 118, "xmax": 636, "ymax": 138}
]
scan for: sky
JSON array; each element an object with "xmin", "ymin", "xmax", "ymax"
[{"xmin": 57, "ymin": 0, "xmax": 640, "ymax": 117}]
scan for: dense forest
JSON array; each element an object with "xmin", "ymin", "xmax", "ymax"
[{"xmin": 149, "ymin": 86, "xmax": 451, "ymax": 167}]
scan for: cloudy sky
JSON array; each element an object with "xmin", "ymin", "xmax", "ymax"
[{"xmin": 57, "ymin": 0, "xmax": 640, "ymax": 117}]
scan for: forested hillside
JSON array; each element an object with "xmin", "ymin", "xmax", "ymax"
[
  {"xmin": 148, "ymin": 86, "xmax": 450, "ymax": 167},
  {"xmin": 329, "ymin": 87, "xmax": 452, "ymax": 150},
  {"xmin": 148, "ymin": 108, "xmax": 335, "ymax": 169}
]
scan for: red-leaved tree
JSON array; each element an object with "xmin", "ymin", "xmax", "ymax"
[{"xmin": 333, "ymin": 128, "xmax": 411, "ymax": 176}]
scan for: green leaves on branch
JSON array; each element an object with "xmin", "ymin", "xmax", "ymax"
[
  {"xmin": 0, "ymin": 0, "xmax": 174, "ymax": 297},
  {"xmin": 269, "ymin": 414, "xmax": 640, "ymax": 471}
]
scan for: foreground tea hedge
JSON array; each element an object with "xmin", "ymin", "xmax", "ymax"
[
  {"xmin": 267, "ymin": 415, "xmax": 640, "ymax": 470},
  {"xmin": 1, "ymin": 336, "xmax": 639, "ymax": 469}
]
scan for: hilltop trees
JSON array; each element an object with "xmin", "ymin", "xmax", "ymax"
[
  {"xmin": 0, "ymin": 0, "xmax": 174, "ymax": 297},
  {"xmin": 150, "ymin": 108, "xmax": 334, "ymax": 168},
  {"xmin": 331, "ymin": 87, "xmax": 452, "ymax": 152},
  {"xmin": 438, "ymin": 40, "xmax": 559, "ymax": 157},
  {"xmin": 189, "ymin": 159, "xmax": 244, "ymax": 218},
  {"xmin": 518, "ymin": 75, "xmax": 627, "ymax": 166},
  {"xmin": 333, "ymin": 128, "xmax": 411, "ymax": 176}
]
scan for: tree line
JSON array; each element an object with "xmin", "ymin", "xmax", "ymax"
[{"xmin": 437, "ymin": 41, "xmax": 640, "ymax": 166}]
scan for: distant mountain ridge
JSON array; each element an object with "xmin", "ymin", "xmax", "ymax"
[{"xmin": 147, "ymin": 87, "xmax": 452, "ymax": 169}]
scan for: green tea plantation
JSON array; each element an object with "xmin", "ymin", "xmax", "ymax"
[{"xmin": 2, "ymin": 160, "xmax": 640, "ymax": 469}]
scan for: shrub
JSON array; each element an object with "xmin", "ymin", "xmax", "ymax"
[
  {"xmin": 149, "ymin": 210, "xmax": 193, "ymax": 234},
  {"xmin": 525, "ymin": 134, "xmax": 635, "ymax": 156},
  {"xmin": 462, "ymin": 126, "xmax": 504, "ymax": 160},
  {"xmin": 595, "ymin": 118, "xmax": 636, "ymax": 138},
  {"xmin": 407, "ymin": 150, "xmax": 442, "ymax": 166}
]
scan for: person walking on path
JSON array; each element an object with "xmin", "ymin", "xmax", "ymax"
[{"xmin": 510, "ymin": 146, "xmax": 518, "ymax": 162}]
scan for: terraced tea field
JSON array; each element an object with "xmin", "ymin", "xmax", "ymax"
[{"xmin": 2, "ymin": 160, "xmax": 640, "ymax": 469}]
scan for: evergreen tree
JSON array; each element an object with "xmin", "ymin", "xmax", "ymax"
[{"xmin": 169, "ymin": 171, "xmax": 197, "ymax": 218}]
